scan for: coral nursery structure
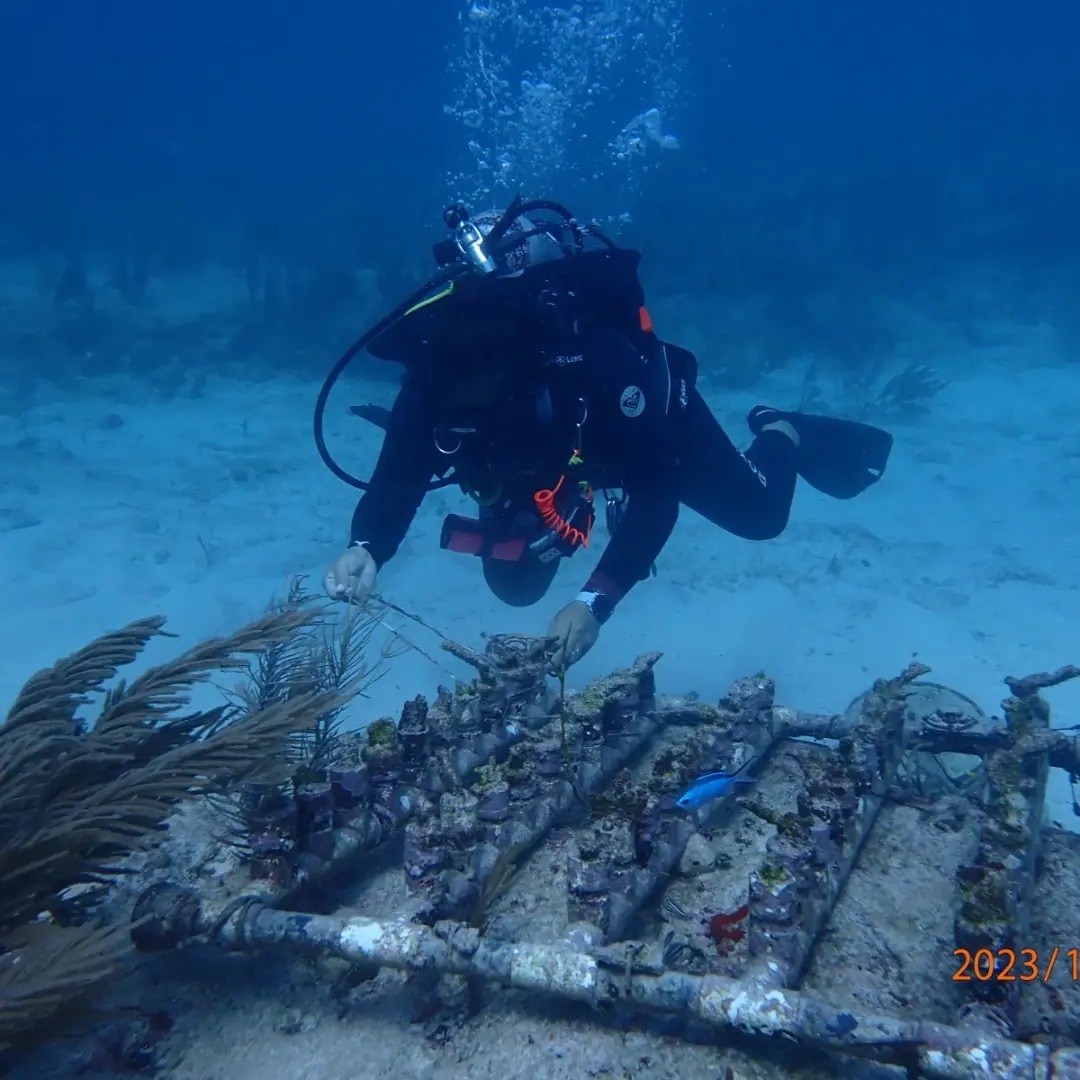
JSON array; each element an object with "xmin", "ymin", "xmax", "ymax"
[
  {"xmin": 4, "ymin": 595, "xmax": 1080, "ymax": 1077},
  {"xmin": 120, "ymin": 623, "xmax": 1080, "ymax": 1080}
]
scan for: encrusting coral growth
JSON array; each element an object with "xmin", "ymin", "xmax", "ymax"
[
  {"xmin": 0, "ymin": 600, "xmax": 362, "ymax": 1051},
  {"xmin": 126, "ymin": 639, "xmax": 1080, "ymax": 1080}
]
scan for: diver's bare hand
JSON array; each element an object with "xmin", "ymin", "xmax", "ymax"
[{"xmin": 323, "ymin": 544, "xmax": 378, "ymax": 605}]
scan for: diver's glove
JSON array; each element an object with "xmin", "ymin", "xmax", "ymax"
[
  {"xmin": 323, "ymin": 542, "xmax": 378, "ymax": 605},
  {"xmin": 546, "ymin": 591, "xmax": 611, "ymax": 673}
]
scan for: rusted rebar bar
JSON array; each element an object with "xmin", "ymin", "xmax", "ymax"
[
  {"xmin": 129, "ymin": 889, "xmax": 1080, "ymax": 1080},
  {"xmin": 952, "ymin": 668, "xmax": 1080, "ymax": 1033},
  {"xmin": 566, "ymin": 673, "xmax": 780, "ymax": 944},
  {"xmin": 743, "ymin": 663, "xmax": 926, "ymax": 991},
  {"xmin": 407, "ymin": 651, "xmax": 665, "ymax": 922},
  {"xmin": 768, "ymin": 666, "xmax": 1080, "ymax": 782},
  {"xmin": 235, "ymin": 634, "xmax": 554, "ymax": 906}
]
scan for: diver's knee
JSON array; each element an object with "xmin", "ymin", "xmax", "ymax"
[{"xmin": 737, "ymin": 502, "xmax": 791, "ymax": 541}]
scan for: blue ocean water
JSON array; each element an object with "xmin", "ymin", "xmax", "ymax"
[
  {"xmin": 3, "ymin": 1, "xmax": 1076, "ymax": 286},
  {"xmin": 2, "ymin": 0, "xmax": 1077, "ymax": 372},
  {"xmin": 2, "ymin": 3, "xmax": 1080, "ymax": 1071}
]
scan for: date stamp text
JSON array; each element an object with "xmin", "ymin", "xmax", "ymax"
[{"xmin": 952, "ymin": 947, "xmax": 1080, "ymax": 983}]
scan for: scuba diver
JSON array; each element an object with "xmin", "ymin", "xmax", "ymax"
[{"xmin": 315, "ymin": 198, "xmax": 893, "ymax": 672}]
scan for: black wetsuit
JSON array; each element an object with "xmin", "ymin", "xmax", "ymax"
[{"xmin": 349, "ymin": 322, "xmax": 799, "ymax": 614}]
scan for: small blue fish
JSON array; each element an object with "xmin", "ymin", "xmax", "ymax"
[{"xmin": 675, "ymin": 759, "xmax": 758, "ymax": 810}]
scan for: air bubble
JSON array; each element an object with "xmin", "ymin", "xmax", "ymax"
[{"xmin": 442, "ymin": 0, "xmax": 688, "ymax": 212}]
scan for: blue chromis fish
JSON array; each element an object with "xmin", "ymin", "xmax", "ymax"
[{"xmin": 675, "ymin": 759, "xmax": 758, "ymax": 810}]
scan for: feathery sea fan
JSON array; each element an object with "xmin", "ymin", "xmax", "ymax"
[{"xmin": 0, "ymin": 603, "xmax": 359, "ymax": 1051}]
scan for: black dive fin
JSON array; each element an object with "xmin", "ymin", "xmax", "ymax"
[
  {"xmin": 748, "ymin": 406, "xmax": 893, "ymax": 499},
  {"xmin": 349, "ymin": 403, "xmax": 392, "ymax": 430}
]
